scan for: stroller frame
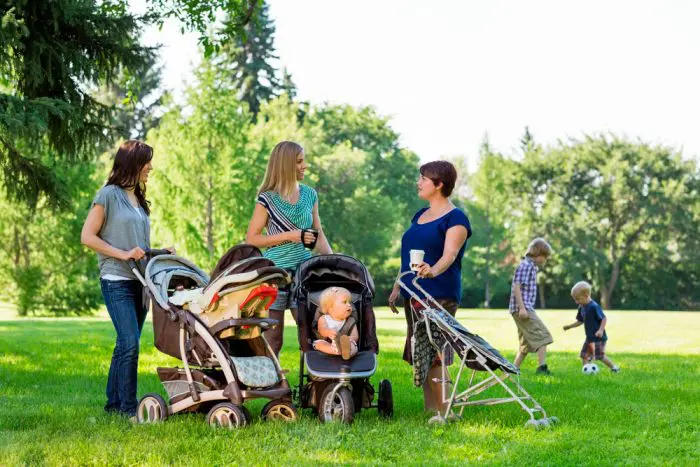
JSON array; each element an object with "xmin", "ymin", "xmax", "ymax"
[
  {"xmin": 397, "ymin": 272, "xmax": 557, "ymax": 428},
  {"xmin": 129, "ymin": 250, "xmax": 296, "ymax": 427}
]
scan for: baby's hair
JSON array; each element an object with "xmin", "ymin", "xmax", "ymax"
[
  {"xmin": 319, "ymin": 286, "xmax": 351, "ymax": 314},
  {"xmin": 525, "ymin": 237, "xmax": 553, "ymax": 258},
  {"xmin": 571, "ymin": 281, "xmax": 592, "ymax": 298}
]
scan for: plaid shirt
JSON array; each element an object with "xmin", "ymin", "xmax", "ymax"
[{"xmin": 509, "ymin": 257, "xmax": 538, "ymax": 314}]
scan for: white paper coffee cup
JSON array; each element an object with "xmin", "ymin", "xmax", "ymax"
[{"xmin": 410, "ymin": 249, "xmax": 425, "ymax": 271}]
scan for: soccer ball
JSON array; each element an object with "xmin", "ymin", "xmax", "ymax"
[{"xmin": 582, "ymin": 363, "xmax": 600, "ymax": 375}]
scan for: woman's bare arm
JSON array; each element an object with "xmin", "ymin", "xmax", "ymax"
[
  {"xmin": 245, "ymin": 203, "xmax": 305, "ymax": 248},
  {"xmin": 81, "ymin": 205, "xmax": 143, "ymax": 260},
  {"xmin": 416, "ymin": 225, "xmax": 468, "ymax": 278},
  {"xmin": 312, "ymin": 201, "xmax": 333, "ymax": 254}
]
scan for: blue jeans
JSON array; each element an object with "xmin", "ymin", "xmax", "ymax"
[{"xmin": 101, "ymin": 279, "xmax": 148, "ymax": 416}]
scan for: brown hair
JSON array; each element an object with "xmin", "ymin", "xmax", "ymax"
[
  {"xmin": 106, "ymin": 140, "xmax": 153, "ymax": 215},
  {"xmin": 420, "ymin": 160, "xmax": 458, "ymax": 197},
  {"xmin": 258, "ymin": 141, "xmax": 304, "ymax": 200},
  {"xmin": 525, "ymin": 238, "xmax": 553, "ymax": 258}
]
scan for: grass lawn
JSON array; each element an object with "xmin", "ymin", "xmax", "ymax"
[{"xmin": 1, "ymin": 305, "xmax": 699, "ymax": 465}]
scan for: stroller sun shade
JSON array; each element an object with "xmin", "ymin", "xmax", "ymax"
[
  {"xmin": 145, "ymin": 255, "xmax": 210, "ymax": 309},
  {"xmin": 293, "ymin": 255, "xmax": 375, "ymax": 296}
]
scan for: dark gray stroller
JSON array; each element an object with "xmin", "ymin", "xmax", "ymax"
[
  {"xmin": 293, "ymin": 254, "xmax": 393, "ymax": 423},
  {"xmin": 397, "ymin": 271, "xmax": 558, "ymax": 428}
]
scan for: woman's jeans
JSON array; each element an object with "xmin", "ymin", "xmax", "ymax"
[{"xmin": 101, "ymin": 279, "xmax": 147, "ymax": 416}]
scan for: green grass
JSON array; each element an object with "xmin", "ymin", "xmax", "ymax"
[{"xmin": 1, "ymin": 306, "xmax": 699, "ymax": 466}]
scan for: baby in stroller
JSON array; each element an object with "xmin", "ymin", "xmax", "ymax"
[
  {"xmin": 295, "ymin": 254, "xmax": 393, "ymax": 423},
  {"xmin": 313, "ymin": 286, "xmax": 359, "ymax": 360}
]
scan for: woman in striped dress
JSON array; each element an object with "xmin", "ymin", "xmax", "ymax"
[{"xmin": 246, "ymin": 141, "xmax": 333, "ymax": 355}]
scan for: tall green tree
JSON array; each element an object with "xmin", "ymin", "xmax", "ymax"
[
  {"xmin": 147, "ymin": 59, "xmax": 252, "ymax": 269},
  {"xmin": 215, "ymin": 1, "xmax": 282, "ymax": 119},
  {"xmin": 1, "ymin": 0, "xmax": 258, "ymax": 207},
  {"xmin": 511, "ymin": 135, "xmax": 700, "ymax": 309},
  {"xmin": 0, "ymin": 0, "xmax": 153, "ymax": 206},
  {"xmin": 462, "ymin": 139, "xmax": 516, "ymax": 307}
]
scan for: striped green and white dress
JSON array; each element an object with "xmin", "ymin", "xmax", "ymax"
[{"xmin": 257, "ymin": 184, "xmax": 318, "ymax": 270}]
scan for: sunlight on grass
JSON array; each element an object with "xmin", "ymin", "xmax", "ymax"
[{"xmin": 1, "ymin": 304, "xmax": 699, "ymax": 465}]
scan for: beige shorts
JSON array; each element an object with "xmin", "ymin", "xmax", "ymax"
[{"xmin": 512, "ymin": 310, "xmax": 553, "ymax": 354}]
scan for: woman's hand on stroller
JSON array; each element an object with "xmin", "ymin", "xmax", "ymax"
[
  {"xmin": 165, "ymin": 246, "xmax": 176, "ymax": 255},
  {"xmin": 388, "ymin": 286, "xmax": 400, "ymax": 314},
  {"xmin": 121, "ymin": 247, "xmax": 146, "ymax": 261},
  {"xmin": 415, "ymin": 261, "xmax": 435, "ymax": 278}
]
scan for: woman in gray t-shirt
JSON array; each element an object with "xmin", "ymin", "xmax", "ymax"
[{"xmin": 81, "ymin": 140, "xmax": 172, "ymax": 418}]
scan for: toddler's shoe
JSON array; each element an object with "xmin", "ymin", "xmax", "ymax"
[{"xmin": 611, "ymin": 366, "xmax": 621, "ymax": 373}]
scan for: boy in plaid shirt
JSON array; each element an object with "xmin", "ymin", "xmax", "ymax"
[{"xmin": 509, "ymin": 238, "xmax": 554, "ymax": 374}]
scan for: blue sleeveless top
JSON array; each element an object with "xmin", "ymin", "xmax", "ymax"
[{"xmin": 400, "ymin": 207, "xmax": 472, "ymax": 302}]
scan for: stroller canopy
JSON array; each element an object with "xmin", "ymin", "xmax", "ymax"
[
  {"xmin": 292, "ymin": 254, "xmax": 375, "ymax": 298},
  {"xmin": 145, "ymin": 255, "xmax": 209, "ymax": 309}
]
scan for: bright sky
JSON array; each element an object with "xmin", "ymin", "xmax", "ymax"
[{"xmin": 141, "ymin": 0, "xmax": 700, "ymax": 165}]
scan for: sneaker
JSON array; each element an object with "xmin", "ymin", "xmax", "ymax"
[
  {"xmin": 535, "ymin": 364, "xmax": 551, "ymax": 375},
  {"xmin": 611, "ymin": 366, "xmax": 621, "ymax": 373}
]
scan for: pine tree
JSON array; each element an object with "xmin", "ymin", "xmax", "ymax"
[
  {"xmin": 0, "ymin": 0, "xmax": 153, "ymax": 206},
  {"xmin": 216, "ymin": 1, "xmax": 282, "ymax": 119}
]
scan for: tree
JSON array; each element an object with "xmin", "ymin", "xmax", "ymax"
[
  {"xmin": 0, "ymin": 0, "xmax": 154, "ymax": 206},
  {"xmin": 513, "ymin": 135, "xmax": 699, "ymax": 309},
  {"xmin": 215, "ymin": 1, "xmax": 282, "ymax": 119},
  {"xmin": 1, "ymin": 0, "xmax": 258, "ymax": 207},
  {"xmin": 147, "ymin": 58, "xmax": 252, "ymax": 269},
  {"xmin": 462, "ymin": 138, "xmax": 516, "ymax": 307}
]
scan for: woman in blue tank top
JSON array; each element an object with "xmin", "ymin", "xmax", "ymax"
[
  {"xmin": 246, "ymin": 141, "xmax": 333, "ymax": 355},
  {"xmin": 388, "ymin": 160, "xmax": 471, "ymax": 414}
]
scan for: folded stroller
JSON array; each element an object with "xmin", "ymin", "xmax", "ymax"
[
  {"xmin": 293, "ymin": 254, "xmax": 393, "ymax": 423},
  {"xmin": 397, "ymin": 271, "xmax": 558, "ymax": 428},
  {"xmin": 129, "ymin": 245, "xmax": 298, "ymax": 428}
]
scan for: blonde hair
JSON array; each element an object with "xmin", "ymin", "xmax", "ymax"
[
  {"xmin": 258, "ymin": 141, "xmax": 304, "ymax": 200},
  {"xmin": 571, "ymin": 281, "xmax": 592, "ymax": 298},
  {"xmin": 525, "ymin": 237, "xmax": 553, "ymax": 258},
  {"xmin": 319, "ymin": 286, "xmax": 351, "ymax": 314}
]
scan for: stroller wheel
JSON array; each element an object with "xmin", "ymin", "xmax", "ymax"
[
  {"xmin": 428, "ymin": 414, "xmax": 447, "ymax": 425},
  {"xmin": 318, "ymin": 385, "xmax": 354, "ymax": 424},
  {"xmin": 547, "ymin": 416, "xmax": 560, "ymax": 425},
  {"xmin": 262, "ymin": 400, "xmax": 298, "ymax": 422},
  {"xmin": 207, "ymin": 402, "xmax": 248, "ymax": 429},
  {"xmin": 240, "ymin": 405, "xmax": 253, "ymax": 424},
  {"xmin": 136, "ymin": 393, "xmax": 168, "ymax": 424},
  {"xmin": 377, "ymin": 379, "xmax": 393, "ymax": 418}
]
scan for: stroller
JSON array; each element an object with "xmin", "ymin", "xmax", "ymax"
[
  {"xmin": 129, "ymin": 245, "xmax": 298, "ymax": 428},
  {"xmin": 293, "ymin": 254, "xmax": 393, "ymax": 423},
  {"xmin": 397, "ymin": 271, "xmax": 558, "ymax": 428}
]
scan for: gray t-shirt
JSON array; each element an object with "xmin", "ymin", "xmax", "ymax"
[{"xmin": 92, "ymin": 185, "xmax": 151, "ymax": 279}]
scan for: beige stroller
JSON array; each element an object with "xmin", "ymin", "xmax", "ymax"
[{"xmin": 131, "ymin": 245, "xmax": 297, "ymax": 428}]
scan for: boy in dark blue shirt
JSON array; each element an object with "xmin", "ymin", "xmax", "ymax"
[{"xmin": 563, "ymin": 281, "xmax": 620, "ymax": 373}]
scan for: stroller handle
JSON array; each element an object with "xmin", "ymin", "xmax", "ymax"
[
  {"xmin": 127, "ymin": 248, "xmax": 171, "ymax": 286},
  {"xmin": 395, "ymin": 271, "xmax": 452, "ymax": 316}
]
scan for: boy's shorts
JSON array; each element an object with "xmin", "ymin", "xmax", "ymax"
[
  {"xmin": 580, "ymin": 340, "xmax": 606, "ymax": 360},
  {"xmin": 511, "ymin": 310, "xmax": 554, "ymax": 354}
]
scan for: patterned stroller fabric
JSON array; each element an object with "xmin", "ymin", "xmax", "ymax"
[{"xmin": 411, "ymin": 316, "xmax": 446, "ymax": 387}]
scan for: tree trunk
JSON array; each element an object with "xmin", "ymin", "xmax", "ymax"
[
  {"xmin": 538, "ymin": 278, "xmax": 546, "ymax": 309},
  {"xmin": 601, "ymin": 260, "xmax": 621, "ymax": 309}
]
